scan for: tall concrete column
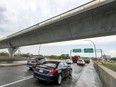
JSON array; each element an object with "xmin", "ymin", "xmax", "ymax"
[{"xmin": 8, "ymin": 47, "xmax": 18, "ymax": 57}]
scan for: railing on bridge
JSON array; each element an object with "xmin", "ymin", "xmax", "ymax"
[{"xmin": 4, "ymin": 0, "xmax": 106, "ymax": 40}]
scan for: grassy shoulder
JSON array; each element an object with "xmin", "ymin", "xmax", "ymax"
[
  {"xmin": 0, "ymin": 56, "xmax": 27, "ymax": 61},
  {"xmin": 102, "ymin": 62, "xmax": 116, "ymax": 68}
]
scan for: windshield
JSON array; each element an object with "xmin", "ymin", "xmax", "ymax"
[{"xmin": 38, "ymin": 58, "xmax": 45, "ymax": 63}]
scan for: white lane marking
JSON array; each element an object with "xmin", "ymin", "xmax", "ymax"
[{"xmin": 0, "ymin": 75, "xmax": 33, "ymax": 87}]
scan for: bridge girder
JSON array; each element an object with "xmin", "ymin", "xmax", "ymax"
[{"xmin": 0, "ymin": 0, "xmax": 116, "ymax": 49}]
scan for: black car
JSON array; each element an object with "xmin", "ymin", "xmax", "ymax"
[{"xmin": 33, "ymin": 61, "xmax": 72, "ymax": 85}]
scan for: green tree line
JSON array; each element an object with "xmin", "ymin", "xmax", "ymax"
[
  {"xmin": 0, "ymin": 52, "xmax": 70, "ymax": 59},
  {"xmin": 45, "ymin": 54, "xmax": 70, "ymax": 59}
]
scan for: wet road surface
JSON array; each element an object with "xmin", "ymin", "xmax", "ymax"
[
  {"xmin": 0, "ymin": 63, "xmax": 103, "ymax": 87},
  {"xmin": 0, "ymin": 66, "xmax": 32, "ymax": 86},
  {"xmin": 76, "ymin": 63, "xmax": 103, "ymax": 87}
]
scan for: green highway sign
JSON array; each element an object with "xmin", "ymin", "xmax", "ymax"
[
  {"xmin": 73, "ymin": 49, "xmax": 81, "ymax": 53},
  {"xmin": 84, "ymin": 48, "xmax": 93, "ymax": 53}
]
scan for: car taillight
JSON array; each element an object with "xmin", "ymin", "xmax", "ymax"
[{"xmin": 49, "ymin": 69, "xmax": 56, "ymax": 74}]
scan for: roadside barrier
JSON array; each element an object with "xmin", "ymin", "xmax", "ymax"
[{"xmin": 94, "ymin": 63, "xmax": 116, "ymax": 87}]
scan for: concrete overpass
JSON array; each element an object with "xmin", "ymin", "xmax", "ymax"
[{"xmin": 0, "ymin": 0, "xmax": 116, "ymax": 56}]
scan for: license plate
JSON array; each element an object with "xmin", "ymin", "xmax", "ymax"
[{"xmin": 39, "ymin": 69, "xmax": 43, "ymax": 73}]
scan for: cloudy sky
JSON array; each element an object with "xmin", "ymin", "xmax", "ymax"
[
  {"xmin": 0, "ymin": 0, "xmax": 116, "ymax": 57},
  {"xmin": 0, "ymin": 0, "xmax": 92, "ymax": 37}
]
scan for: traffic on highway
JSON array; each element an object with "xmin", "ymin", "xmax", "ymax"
[
  {"xmin": 0, "ymin": 58, "xmax": 103, "ymax": 87},
  {"xmin": 0, "ymin": 0, "xmax": 116, "ymax": 87}
]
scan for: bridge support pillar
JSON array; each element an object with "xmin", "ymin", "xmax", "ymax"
[{"xmin": 8, "ymin": 47, "xmax": 18, "ymax": 57}]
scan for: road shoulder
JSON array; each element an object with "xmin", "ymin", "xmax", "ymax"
[{"xmin": 75, "ymin": 62, "xmax": 103, "ymax": 87}]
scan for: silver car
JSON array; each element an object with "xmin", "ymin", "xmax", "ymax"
[
  {"xmin": 27, "ymin": 56, "xmax": 46, "ymax": 69},
  {"xmin": 77, "ymin": 59, "xmax": 85, "ymax": 65},
  {"xmin": 65, "ymin": 59, "xmax": 73, "ymax": 64}
]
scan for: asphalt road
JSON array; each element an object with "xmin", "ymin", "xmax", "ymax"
[{"xmin": 0, "ymin": 63, "xmax": 85, "ymax": 87}]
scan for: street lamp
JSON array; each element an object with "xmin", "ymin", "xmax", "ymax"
[
  {"xmin": 38, "ymin": 44, "xmax": 41, "ymax": 55},
  {"xmin": 84, "ymin": 40, "xmax": 97, "ymax": 58},
  {"xmin": 70, "ymin": 49, "xmax": 72, "ymax": 59}
]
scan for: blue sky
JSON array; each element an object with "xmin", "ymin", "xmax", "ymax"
[{"xmin": 0, "ymin": 0, "xmax": 116, "ymax": 57}]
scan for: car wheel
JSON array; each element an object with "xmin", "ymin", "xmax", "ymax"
[
  {"xmin": 38, "ymin": 79, "xmax": 43, "ymax": 83},
  {"xmin": 29, "ymin": 67, "xmax": 32, "ymax": 70},
  {"xmin": 69, "ymin": 70, "xmax": 72, "ymax": 78},
  {"xmin": 57, "ymin": 74, "xmax": 62, "ymax": 85}
]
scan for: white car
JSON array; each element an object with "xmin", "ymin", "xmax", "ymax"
[
  {"xmin": 77, "ymin": 59, "xmax": 85, "ymax": 65},
  {"xmin": 66, "ymin": 59, "xmax": 73, "ymax": 64}
]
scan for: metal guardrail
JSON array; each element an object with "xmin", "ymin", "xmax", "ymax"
[{"xmin": 1, "ymin": 0, "xmax": 106, "ymax": 41}]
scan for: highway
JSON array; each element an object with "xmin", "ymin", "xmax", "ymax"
[{"xmin": 0, "ymin": 63, "xmax": 103, "ymax": 87}]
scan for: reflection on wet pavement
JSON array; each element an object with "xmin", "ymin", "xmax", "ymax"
[{"xmin": 75, "ymin": 62, "xmax": 103, "ymax": 87}]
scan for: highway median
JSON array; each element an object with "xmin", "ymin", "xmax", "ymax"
[{"xmin": 0, "ymin": 61, "xmax": 26, "ymax": 67}]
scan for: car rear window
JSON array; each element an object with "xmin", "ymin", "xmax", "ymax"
[
  {"xmin": 42, "ymin": 62, "xmax": 59, "ymax": 68},
  {"xmin": 79, "ymin": 60, "xmax": 82, "ymax": 61},
  {"xmin": 43, "ymin": 63, "xmax": 56, "ymax": 68},
  {"xmin": 28, "ymin": 58, "xmax": 35, "ymax": 60}
]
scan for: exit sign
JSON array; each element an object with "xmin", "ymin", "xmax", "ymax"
[
  {"xmin": 73, "ymin": 49, "xmax": 81, "ymax": 53},
  {"xmin": 84, "ymin": 48, "xmax": 93, "ymax": 53}
]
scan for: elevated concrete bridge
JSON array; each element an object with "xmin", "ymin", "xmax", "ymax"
[{"xmin": 0, "ymin": 0, "xmax": 116, "ymax": 56}]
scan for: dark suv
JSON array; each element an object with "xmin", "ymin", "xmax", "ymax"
[
  {"xmin": 27, "ymin": 56, "xmax": 46, "ymax": 69},
  {"xmin": 83, "ymin": 58, "xmax": 91, "ymax": 63}
]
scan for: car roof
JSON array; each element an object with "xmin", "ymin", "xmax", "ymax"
[
  {"xmin": 45, "ymin": 60, "xmax": 60, "ymax": 63},
  {"xmin": 78, "ymin": 59, "xmax": 84, "ymax": 60},
  {"xmin": 45, "ymin": 60, "xmax": 67, "ymax": 64}
]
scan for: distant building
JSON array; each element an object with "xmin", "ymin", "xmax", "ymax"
[{"xmin": 102, "ymin": 55, "xmax": 111, "ymax": 60}]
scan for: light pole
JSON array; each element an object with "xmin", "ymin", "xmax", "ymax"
[
  {"xmin": 85, "ymin": 40, "xmax": 97, "ymax": 58},
  {"xmin": 38, "ymin": 44, "xmax": 41, "ymax": 55},
  {"xmin": 70, "ymin": 49, "xmax": 72, "ymax": 59},
  {"xmin": 100, "ymin": 49, "xmax": 103, "ymax": 59}
]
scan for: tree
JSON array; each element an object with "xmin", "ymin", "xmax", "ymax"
[
  {"xmin": 49, "ymin": 55, "xmax": 58, "ymax": 59},
  {"xmin": 0, "ymin": 52, "xmax": 9, "ymax": 56},
  {"xmin": 59, "ymin": 54, "xmax": 69, "ymax": 59}
]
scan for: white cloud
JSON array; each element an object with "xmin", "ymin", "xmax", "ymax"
[
  {"xmin": 0, "ymin": 0, "xmax": 92, "ymax": 36},
  {"xmin": 108, "ymin": 50, "xmax": 116, "ymax": 57}
]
